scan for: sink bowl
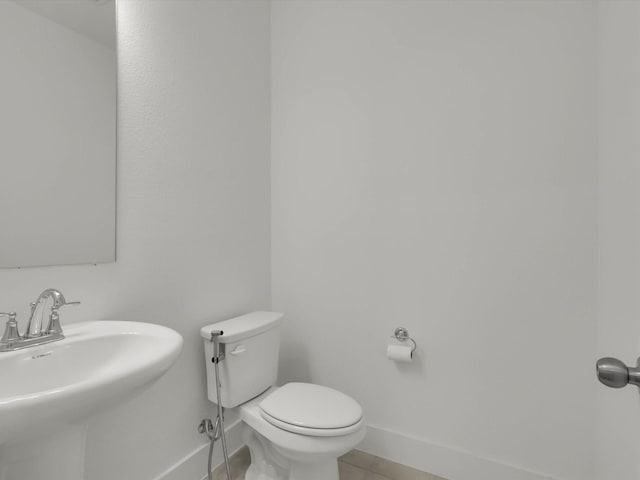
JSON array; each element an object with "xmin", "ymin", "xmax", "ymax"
[{"xmin": 0, "ymin": 321, "xmax": 183, "ymax": 479}]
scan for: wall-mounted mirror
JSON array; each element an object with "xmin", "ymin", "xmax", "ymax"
[{"xmin": 0, "ymin": 0, "xmax": 116, "ymax": 268}]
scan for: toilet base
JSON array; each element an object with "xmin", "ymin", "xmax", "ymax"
[
  {"xmin": 243, "ymin": 425, "xmax": 340, "ymax": 480},
  {"xmin": 243, "ymin": 425, "xmax": 287, "ymax": 480}
]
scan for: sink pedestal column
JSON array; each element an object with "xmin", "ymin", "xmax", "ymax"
[{"xmin": 0, "ymin": 424, "xmax": 87, "ymax": 480}]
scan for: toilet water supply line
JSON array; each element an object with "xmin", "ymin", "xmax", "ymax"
[{"xmin": 199, "ymin": 330, "xmax": 233, "ymax": 480}]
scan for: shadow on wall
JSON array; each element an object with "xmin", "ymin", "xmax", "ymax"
[{"xmin": 279, "ymin": 341, "xmax": 312, "ymax": 385}]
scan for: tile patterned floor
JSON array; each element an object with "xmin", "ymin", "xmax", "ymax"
[
  {"xmin": 211, "ymin": 446, "xmax": 447, "ymax": 480},
  {"xmin": 339, "ymin": 450, "xmax": 446, "ymax": 480}
]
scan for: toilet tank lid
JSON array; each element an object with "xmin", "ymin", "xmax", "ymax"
[{"xmin": 200, "ymin": 311, "xmax": 283, "ymax": 343}]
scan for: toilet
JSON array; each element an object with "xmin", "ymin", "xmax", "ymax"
[{"xmin": 201, "ymin": 311, "xmax": 365, "ymax": 480}]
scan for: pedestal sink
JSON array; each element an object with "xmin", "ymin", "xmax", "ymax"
[{"xmin": 0, "ymin": 321, "xmax": 183, "ymax": 480}]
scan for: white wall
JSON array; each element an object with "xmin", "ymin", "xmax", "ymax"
[
  {"xmin": 596, "ymin": 2, "xmax": 640, "ymax": 479},
  {"xmin": 3, "ymin": 2, "xmax": 626, "ymax": 479},
  {"xmin": 271, "ymin": 2, "xmax": 598, "ymax": 480},
  {"xmin": 0, "ymin": 1, "xmax": 270, "ymax": 479}
]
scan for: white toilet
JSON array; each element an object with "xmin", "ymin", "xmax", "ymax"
[{"xmin": 201, "ymin": 311, "xmax": 365, "ymax": 480}]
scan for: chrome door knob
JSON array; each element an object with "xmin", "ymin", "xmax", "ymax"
[{"xmin": 596, "ymin": 357, "xmax": 640, "ymax": 389}]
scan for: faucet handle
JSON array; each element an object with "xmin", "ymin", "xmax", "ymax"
[
  {"xmin": 51, "ymin": 301, "xmax": 81, "ymax": 314},
  {"xmin": 54, "ymin": 301, "xmax": 81, "ymax": 310},
  {"xmin": 0, "ymin": 312, "xmax": 20, "ymax": 344},
  {"xmin": 47, "ymin": 301, "xmax": 80, "ymax": 335}
]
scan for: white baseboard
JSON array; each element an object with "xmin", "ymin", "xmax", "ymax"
[
  {"xmin": 359, "ymin": 424, "xmax": 556, "ymax": 480},
  {"xmin": 152, "ymin": 420, "xmax": 558, "ymax": 480},
  {"xmin": 151, "ymin": 420, "xmax": 244, "ymax": 480}
]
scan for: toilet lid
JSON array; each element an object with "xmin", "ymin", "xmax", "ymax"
[{"xmin": 259, "ymin": 382, "xmax": 363, "ymax": 431}]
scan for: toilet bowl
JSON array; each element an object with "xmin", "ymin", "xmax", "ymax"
[
  {"xmin": 201, "ymin": 312, "xmax": 365, "ymax": 480},
  {"xmin": 241, "ymin": 386, "xmax": 366, "ymax": 480}
]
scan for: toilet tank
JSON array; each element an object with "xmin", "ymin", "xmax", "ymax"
[{"xmin": 201, "ymin": 311, "xmax": 283, "ymax": 408}]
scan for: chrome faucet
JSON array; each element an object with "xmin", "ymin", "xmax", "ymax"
[
  {"xmin": 0, "ymin": 289, "xmax": 80, "ymax": 352},
  {"xmin": 25, "ymin": 289, "xmax": 80, "ymax": 337}
]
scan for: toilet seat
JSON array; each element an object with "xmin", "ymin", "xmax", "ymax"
[{"xmin": 259, "ymin": 383, "xmax": 363, "ymax": 437}]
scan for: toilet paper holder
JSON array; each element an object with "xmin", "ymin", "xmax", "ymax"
[{"xmin": 392, "ymin": 327, "xmax": 417, "ymax": 354}]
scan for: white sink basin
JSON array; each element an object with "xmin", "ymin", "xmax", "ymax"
[{"xmin": 0, "ymin": 321, "xmax": 183, "ymax": 479}]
